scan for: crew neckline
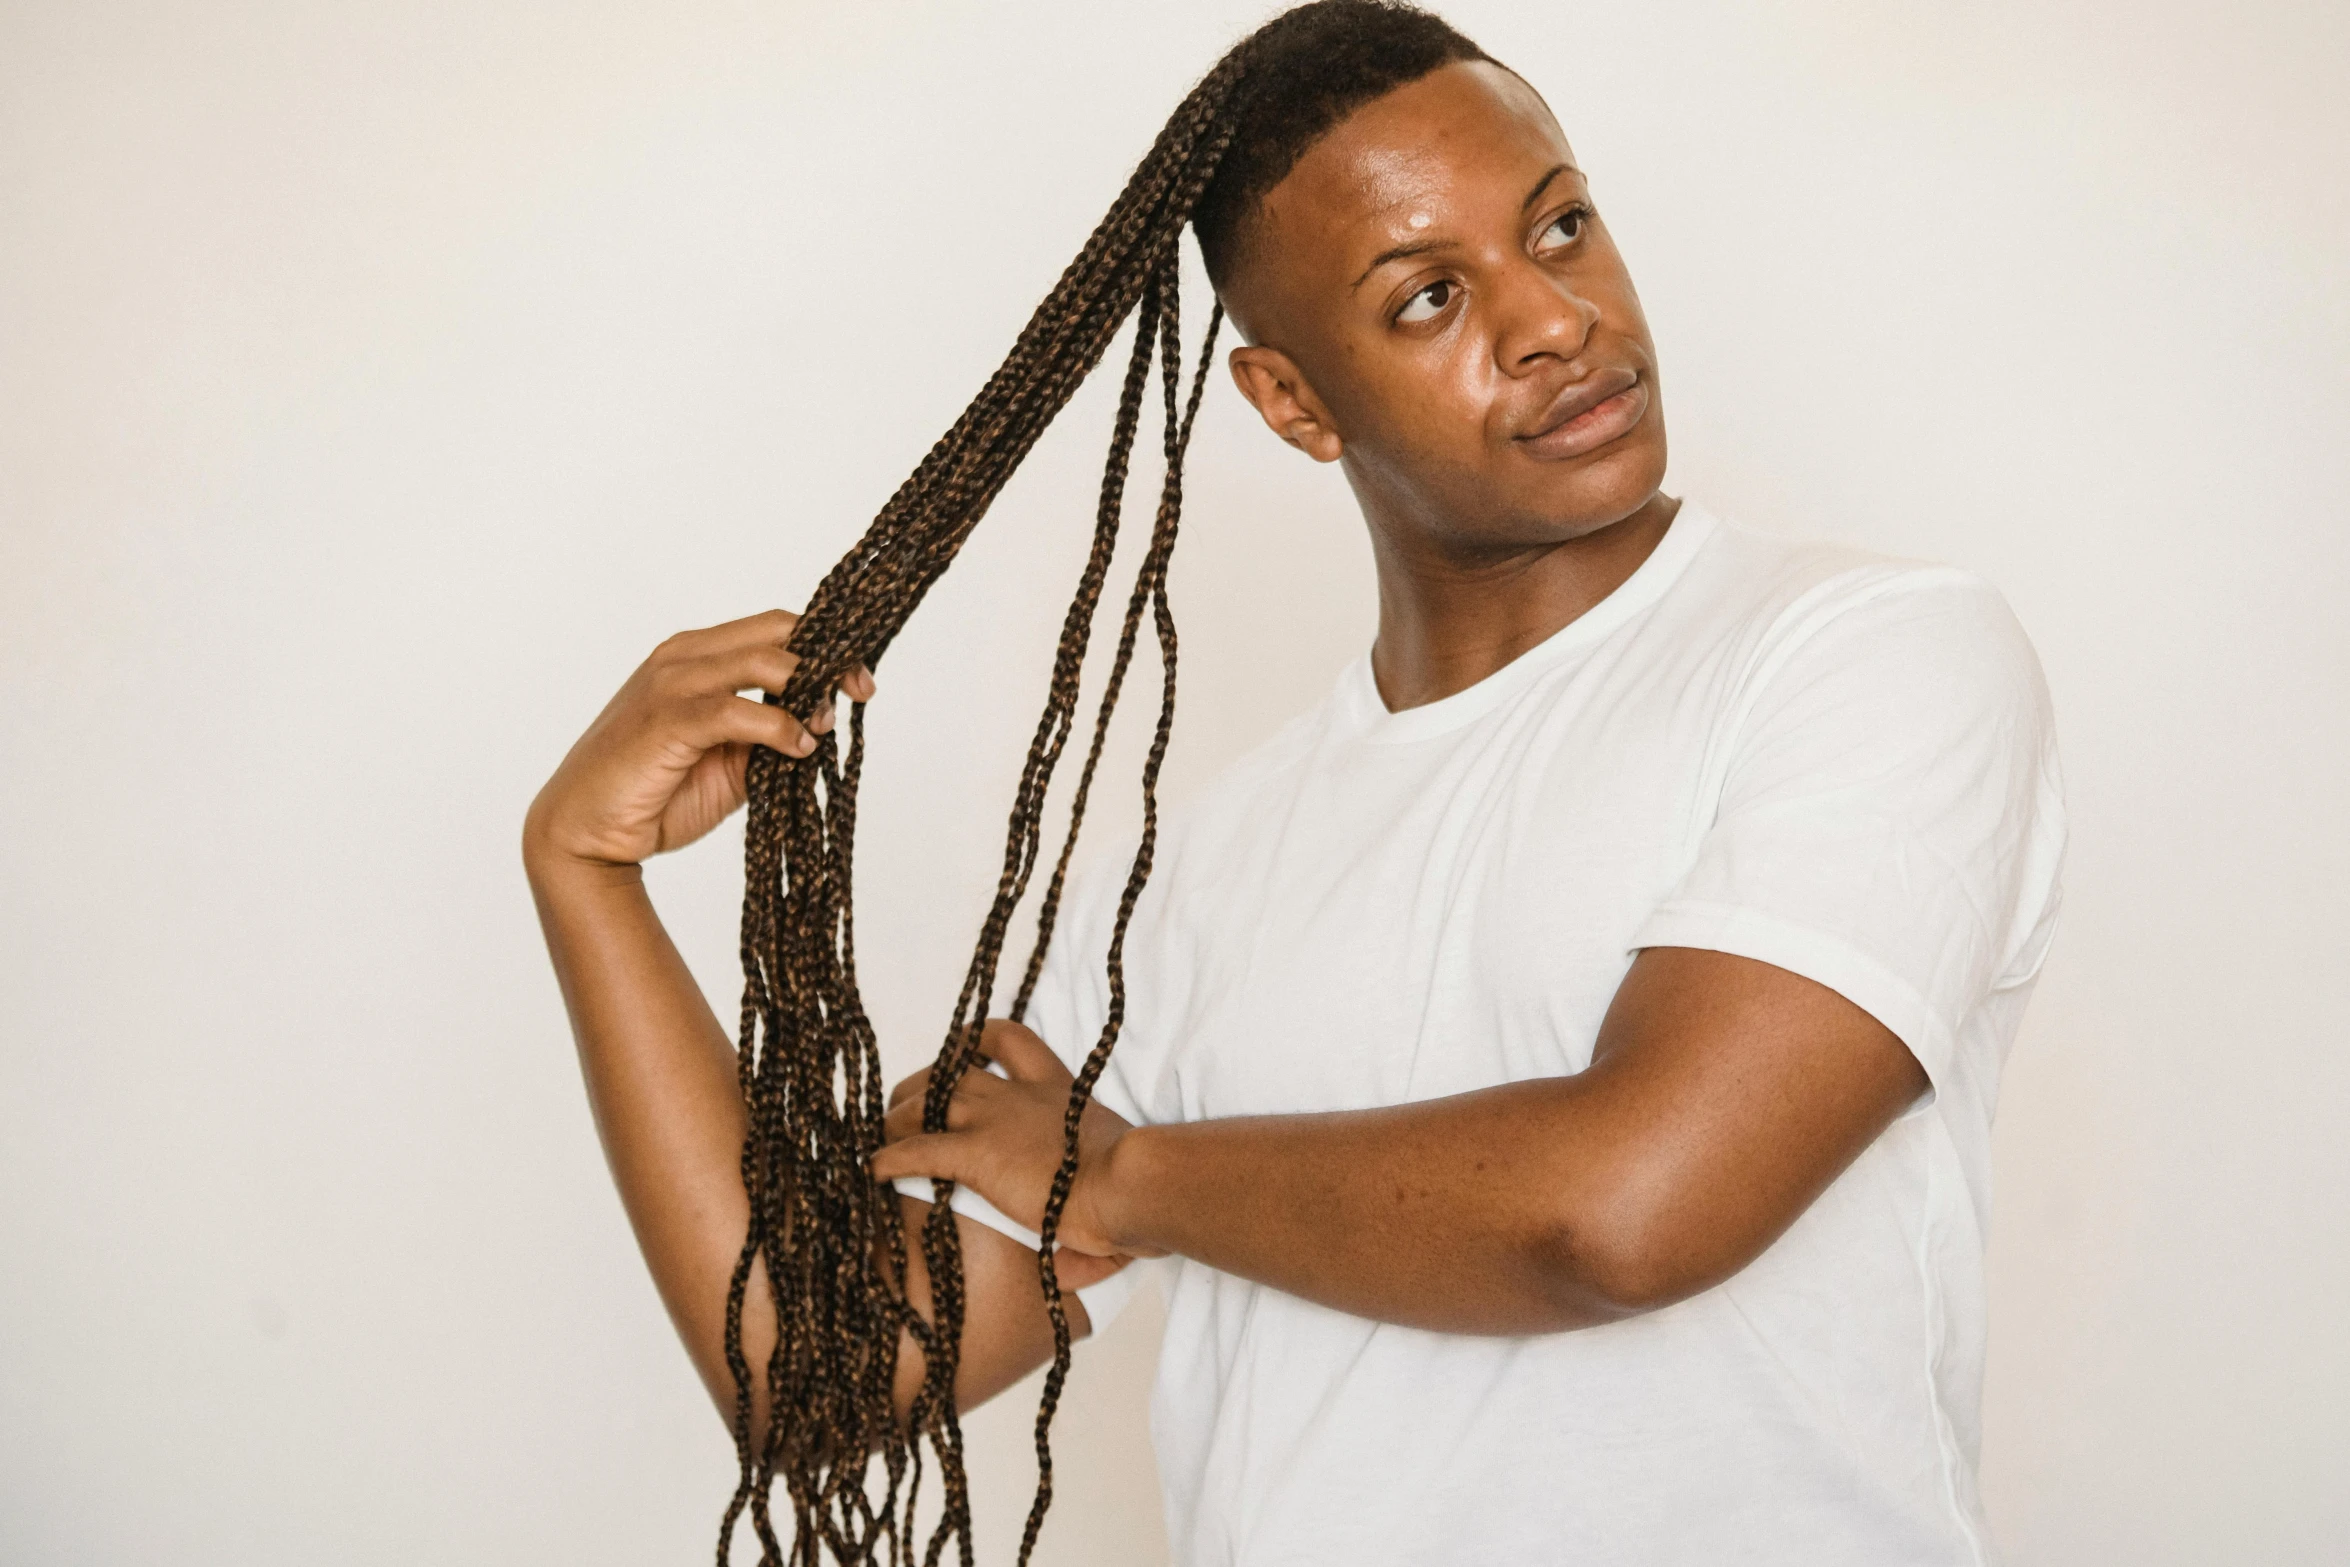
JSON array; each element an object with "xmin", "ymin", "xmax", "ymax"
[{"xmin": 1335, "ymin": 499, "xmax": 1719, "ymax": 745}]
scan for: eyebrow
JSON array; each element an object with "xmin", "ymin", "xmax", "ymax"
[
  {"xmin": 1349, "ymin": 163, "xmax": 1585, "ymax": 290},
  {"xmin": 1520, "ymin": 162, "xmax": 1576, "ymax": 214},
  {"xmin": 1351, "ymin": 237, "xmax": 1449, "ymax": 289}
]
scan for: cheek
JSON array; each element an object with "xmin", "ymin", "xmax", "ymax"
[
  {"xmin": 1345, "ymin": 332, "xmax": 1503, "ymax": 454},
  {"xmin": 1442, "ymin": 331, "xmax": 1507, "ymax": 424},
  {"xmin": 1611, "ymin": 294, "xmax": 1655, "ymax": 363},
  {"xmin": 1591, "ymin": 248, "xmax": 1656, "ymax": 354},
  {"xmin": 1345, "ymin": 392, "xmax": 1512, "ymax": 514}
]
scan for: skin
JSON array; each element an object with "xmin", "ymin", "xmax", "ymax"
[
  {"xmin": 1217, "ymin": 59, "xmax": 1675, "ymax": 710},
  {"xmin": 525, "ymin": 622, "xmax": 1116, "ymax": 1441},
  {"xmin": 527, "ymin": 60, "xmax": 1927, "ymax": 1440}
]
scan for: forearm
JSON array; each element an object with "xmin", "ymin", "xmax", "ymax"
[
  {"xmin": 525, "ymin": 843, "xmax": 768, "ymax": 1413},
  {"xmin": 522, "ymin": 611, "xmax": 1071, "ymax": 1435},
  {"xmin": 526, "ymin": 840, "xmax": 1087, "ymax": 1434},
  {"xmin": 1081, "ymin": 950, "xmax": 1926, "ymax": 1336},
  {"xmin": 1099, "ymin": 1077, "xmax": 1648, "ymax": 1335},
  {"xmin": 879, "ymin": 957, "xmax": 1922, "ymax": 1342}
]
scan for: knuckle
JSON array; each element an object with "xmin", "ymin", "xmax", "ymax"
[
  {"xmin": 696, "ymin": 694, "xmax": 754, "ymax": 740},
  {"xmin": 651, "ymin": 657, "xmax": 707, "ymax": 702},
  {"xmin": 749, "ymin": 647, "xmax": 796, "ymax": 689}
]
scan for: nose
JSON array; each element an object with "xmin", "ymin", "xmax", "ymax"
[{"xmin": 1490, "ymin": 259, "xmax": 1599, "ymax": 375}]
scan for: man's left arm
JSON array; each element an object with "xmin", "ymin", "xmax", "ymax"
[
  {"xmin": 872, "ymin": 945, "xmax": 1923, "ymax": 1337},
  {"xmin": 874, "ymin": 570, "xmax": 2060, "ymax": 1335}
]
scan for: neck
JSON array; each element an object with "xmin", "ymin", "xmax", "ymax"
[{"xmin": 1363, "ymin": 491, "xmax": 1680, "ymax": 712}]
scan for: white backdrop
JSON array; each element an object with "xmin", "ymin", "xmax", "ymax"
[{"xmin": 3, "ymin": 2, "xmax": 2345, "ymax": 1562}]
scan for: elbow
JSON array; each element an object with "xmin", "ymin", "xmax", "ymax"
[
  {"xmin": 1527, "ymin": 1190, "xmax": 1716, "ymax": 1326},
  {"xmin": 684, "ymin": 1330, "xmax": 758, "ymax": 1441}
]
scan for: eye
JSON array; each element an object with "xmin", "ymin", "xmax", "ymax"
[
  {"xmin": 1538, "ymin": 203, "xmax": 1592, "ymax": 251},
  {"xmin": 1395, "ymin": 278, "xmax": 1457, "ymax": 324}
]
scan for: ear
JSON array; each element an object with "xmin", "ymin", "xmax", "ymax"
[{"xmin": 1227, "ymin": 346, "xmax": 1344, "ymax": 463}]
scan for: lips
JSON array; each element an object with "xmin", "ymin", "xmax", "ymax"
[{"xmin": 1513, "ymin": 366, "xmax": 1647, "ymax": 462}]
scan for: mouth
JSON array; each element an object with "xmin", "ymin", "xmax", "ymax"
[{"xmin": 1513, "ymin": 367, "xmax": 1647, "ymax": 462}]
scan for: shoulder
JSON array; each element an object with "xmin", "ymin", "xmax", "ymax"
[
  {"xmin": 1679, "ymin": 509, "xmax": 2051, "ymax": 719},
  {"xmin": 1188, "ymin": 692, "xmax": 1332, "ymax": 814},
  {"xmin": 1688, "ymin": 507, "xmax": 2017, "ymax": 637}
]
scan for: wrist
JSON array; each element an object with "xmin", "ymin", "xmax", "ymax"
[
  {"xmin": 1096, "ymin": 1122, "xmax": 1169, "ymax": 1258},
  {"xmin": 522, "ymin": 814, "xmax": 647, "ymax": 897}
]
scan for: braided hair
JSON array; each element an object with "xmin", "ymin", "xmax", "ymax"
[{"xmin": 719, "ymin": 5, "xmax": 1490, "ymax": 1562}]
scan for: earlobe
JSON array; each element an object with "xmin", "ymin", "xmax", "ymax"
[{"xmin": 1286, "ymin": 416, "xmax": 1344, "ymax": 465}]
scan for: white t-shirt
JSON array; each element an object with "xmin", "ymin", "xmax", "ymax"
[{"xmin": 903, "ymin": 501, "xmax": 2065, "ymax": 1565}]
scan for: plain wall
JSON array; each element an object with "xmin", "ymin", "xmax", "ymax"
[{"xmin": 3, "ymin": 2, "xmax": 2344, "ymax": 1561}]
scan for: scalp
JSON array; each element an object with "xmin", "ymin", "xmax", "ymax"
[{"xmin": 1192, "ymin": 1, "xmax": 1494, "ymax": 295}]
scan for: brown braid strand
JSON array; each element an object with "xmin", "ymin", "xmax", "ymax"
[{"xmin": 714, "ymin": 6, "xmax": 1493, "ymax": 1562}]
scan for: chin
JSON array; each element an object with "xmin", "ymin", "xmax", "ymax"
[
  {"xmin": 1346, "ymin": 418, "xmax": 1667, "ymax": 553},
  {"xmin": 1517, "ymin": 437, "xmax": 1669, "ymax": 540}
]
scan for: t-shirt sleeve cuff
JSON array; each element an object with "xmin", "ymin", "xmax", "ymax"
[
  {"xmin": 1629, "ymin": 899, "xmax": 1959, "ymax": 1103},
  {"xmin": 888, "ymin": 1175, "xmax": 1145, "ymax": 1332}
]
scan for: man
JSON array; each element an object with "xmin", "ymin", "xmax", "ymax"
[{"xmin": 527, "ymin": 12, "xmax": 2064, "ymax": 1562}]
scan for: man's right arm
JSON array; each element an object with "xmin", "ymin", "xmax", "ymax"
[{"xmin": 520, "ymin": 610, "xmax": 1104, "ymax": 1443}]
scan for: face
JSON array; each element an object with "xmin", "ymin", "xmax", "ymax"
[{"xmin": 1220, "ymin": 62, "xmax": 1667, "ymax": 558}]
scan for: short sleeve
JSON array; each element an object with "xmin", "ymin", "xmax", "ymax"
[
  {"xmin": 1630, "ymin": 568, "xmax": 2066, "ymax": 1094},
  {"xmin": 890, "ymin": 847, "xmax": 1150, "ymax": 1331}
]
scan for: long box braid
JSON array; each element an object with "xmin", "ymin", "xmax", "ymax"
[{"xmin": 714, "ymin": 6, "xmax": 1491, "ymax": 1563}]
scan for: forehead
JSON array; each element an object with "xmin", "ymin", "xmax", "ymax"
[{"xmin": 1252, "ymin": 61, "xmax": 1575, "ymax": 282}]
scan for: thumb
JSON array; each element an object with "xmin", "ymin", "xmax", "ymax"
[
  {"xmin": 1051, "ymin": 1249, "xmax": 1132, "ymax": 1291},
  {"xmin": 980, "ymin": 1020, "xmax": 1071, "ymax": 1086}
]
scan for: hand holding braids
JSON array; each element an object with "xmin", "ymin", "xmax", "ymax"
[{"xmin": 718, "ymin": 52, "xmax": 1247, "ymax": 1567}]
